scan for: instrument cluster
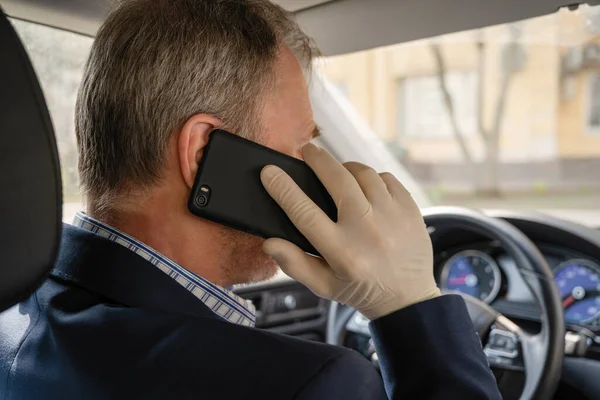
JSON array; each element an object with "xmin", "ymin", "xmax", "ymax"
[
  {"xmin": 437, "ymin": 244, "xmax": 600, "ymax": 327},
  {"xmin": 440, "ymin": 249, "xmax": 502, "ymax": 304},
  {"xmin": 555, "ymin": 259, "xmax": 600, "ymax": 325}
]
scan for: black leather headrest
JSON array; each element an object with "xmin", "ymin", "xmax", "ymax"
[{"xmin": 0, "ymin": 10, "xmax": 62, "ymax": 312}]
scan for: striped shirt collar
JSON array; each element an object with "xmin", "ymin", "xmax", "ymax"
[{"xmin": 72, "ymin": 212, "xmax": 256, "ymax": 327}]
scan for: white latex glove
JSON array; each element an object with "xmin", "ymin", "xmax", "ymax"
[{"xmin": 260, "ymin": 143, "xmax": 441, "ymax": 320}]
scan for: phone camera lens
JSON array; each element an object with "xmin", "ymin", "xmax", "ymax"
[{"xmin": 195, "ymin": 195, "xmax": 208, "ymax": 207}]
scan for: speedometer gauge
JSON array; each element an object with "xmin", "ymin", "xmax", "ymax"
[
  {"xmin": 554, "ymin": 259, "xmax": 600, "ymax": 324},
  {"xmin": 440, "ymin": 250, "xmax": 501, "ymax": 304}
]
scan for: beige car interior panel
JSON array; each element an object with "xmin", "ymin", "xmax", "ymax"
[{"xmin": 1, "ymin": 0, "xmax": 595, "ymax": 55}]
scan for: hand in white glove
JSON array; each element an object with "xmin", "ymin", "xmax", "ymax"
[{"xmin": 260, "ymin": 143, "xmax": 440, "ymax": 320}]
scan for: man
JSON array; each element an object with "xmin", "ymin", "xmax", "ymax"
[{"xmin": 0, "ymin": 0, "xmax": 501, "ymax": 399}]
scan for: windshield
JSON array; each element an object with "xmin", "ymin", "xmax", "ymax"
[{"xmin": 321, "ymin": 4, "xmax": 600, "ymax": 227}]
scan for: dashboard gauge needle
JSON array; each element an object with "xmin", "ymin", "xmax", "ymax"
[
  {"xmin": 562, "ymin": 296, "xmax": 576, "ymax": 309},
  {"xmin": 448, "ymin": 275, "xmax": 467, "ymax": 285}
]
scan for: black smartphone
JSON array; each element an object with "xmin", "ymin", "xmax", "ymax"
[{"xmin": 188, "ymin": 129, "xmax": 338, "ymax": 256}]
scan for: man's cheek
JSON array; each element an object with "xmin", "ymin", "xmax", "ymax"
[{"xmin": 260, "ymin": 131, "xmax": 301, "ymax": 158}]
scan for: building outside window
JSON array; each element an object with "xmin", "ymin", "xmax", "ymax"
[{"xmin": 396, "ymin": 71, "xmax": 478, "ymax": 140}]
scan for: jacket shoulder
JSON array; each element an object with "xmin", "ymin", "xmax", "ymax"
[
  {"xmin": 294, "ymin": 349, "xmax": 387, "ymax": 400},
  {"xmin": 2, "ymin": 280, "xmax": 374, "ymax": 399}
]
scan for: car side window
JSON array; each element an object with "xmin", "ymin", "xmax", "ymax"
[{"xmin": 11, "ymin": 19, "xmax": 92, "ymax": 222}]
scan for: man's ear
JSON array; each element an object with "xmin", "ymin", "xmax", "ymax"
[{"xmin": 178, "ymin": 114, "xmax": 222, "ymax": 188}]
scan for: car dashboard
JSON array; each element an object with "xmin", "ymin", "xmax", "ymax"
[
  {"xmin": 235, "ymin": 210, "xmax": 600, "ymax": 398},
  {"xmin": 237, "ymin": 210, "xmax": 600, "ymax": 337},
  {"xmin": 435, "ymin": 241, "xmax": 600, "ymax": 330},
  {"xmin": 428, "ymin": 210, "xmax": 600, "ymax": 342}
]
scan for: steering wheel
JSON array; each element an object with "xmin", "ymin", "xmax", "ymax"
[{"xmin": 326, "ymin": 207, "xmax": 564, "ymax": 400}]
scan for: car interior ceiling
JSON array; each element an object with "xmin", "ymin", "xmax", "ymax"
[{"xmin": 1, "ymin": 0, "xmax": 597, "ymax": 55}]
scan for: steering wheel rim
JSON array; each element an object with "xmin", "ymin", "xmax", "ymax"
[{"xmin": 327, "ymin": 206, "xmax": 564, "ymax": 400}]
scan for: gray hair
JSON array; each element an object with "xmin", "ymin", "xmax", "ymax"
[{"xmin": 76, "ymin": 0, "xmax": 318, "ymax": 213}]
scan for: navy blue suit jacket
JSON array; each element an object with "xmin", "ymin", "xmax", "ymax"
[{"xmin": 0, "ymin": 224, "xmax": 500, "ymax": 399}]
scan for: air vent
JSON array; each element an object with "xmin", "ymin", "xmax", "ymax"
[
  {"xmin": 236, "ymin": 282, "xmax": 328, "ymax": 338},
  {"xmin": 257, "ymin": 288, "xmax": 324, "ymax": 328}
]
